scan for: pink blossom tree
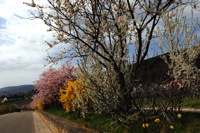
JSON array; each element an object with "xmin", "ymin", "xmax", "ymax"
[{"xmin": 30, "ymin": 63, "xmax": 76, "ymax": 109}]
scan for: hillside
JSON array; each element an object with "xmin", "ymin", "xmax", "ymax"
[{"xmin": 0, "ymin": 85, "xmax": 34, "ymax": 96}]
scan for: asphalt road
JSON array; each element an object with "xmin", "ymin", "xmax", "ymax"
[{"xmin": 0, "ymin": 111, "xmax": 35, "ymax": 133}]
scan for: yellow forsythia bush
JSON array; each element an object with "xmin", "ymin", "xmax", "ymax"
[
  {"xmin": 59, "ymin": 78, "xmax": 90, "ymax": 113},
  {"xmin": 33, "ymin": 99, "xmax": 45, "ymax": 110}
]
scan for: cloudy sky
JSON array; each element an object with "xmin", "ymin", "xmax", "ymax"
[
  {"xmin": 0, "ymin": 0, "xmax": 54, "ymax": 88},
  {"xmin": 0, "ymin": 0, "xmax": 199, "ymax": 88}
]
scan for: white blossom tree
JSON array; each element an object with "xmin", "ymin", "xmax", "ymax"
[
  {"xmin": 25, "ymin": 0, "xmax": 199, "ymax": 130},
  {"xmin": 156, "ymin": 8, "xmax": 200, "ymax": 112},
  {"xmin": 157, "ymin": 8, "xmax": 200, "ymax": 81}
]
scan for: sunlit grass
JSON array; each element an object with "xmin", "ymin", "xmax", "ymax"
[
  {"xmin": 183, "ymin": 97, "xmax": 200, "ymax": 109},
  {"xmin": 45, "ymin": 107, "xmax": 200, "ymax": 133}
]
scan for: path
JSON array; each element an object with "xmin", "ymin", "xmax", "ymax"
[{"xmin": 0, "ymin": 111, "xmax": 52, "ymax": 133}]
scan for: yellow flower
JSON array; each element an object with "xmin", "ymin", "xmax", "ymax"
[
  {"xmin": 155, "ymin": 118, "xmax": 160, "ymax": 123},
  {"xmin": 177, "ymin": 113, "xmax": 182, "ymax": 118},
  {"xmin": 142, "ymin": 123, "xmax": 149, "ymax": 128},
  {"xmin": 145, "ymin": 123, "xmax": 149, "ymax": 127},
  {"xmin": 142, "ymin": 124, "xmax": 145, "ymax": 128},
  {"xmin": 170, "ymin": 125, "xmax": 174, "ymax": 129}
]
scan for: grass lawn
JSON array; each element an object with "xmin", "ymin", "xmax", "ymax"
[
  {"xmin": 182, "ymin": 97, "xmax": 200, "ymax": 109},
  {"xmin": 45, "ymin": 107, "xmax": 200, "ymax": 133}
]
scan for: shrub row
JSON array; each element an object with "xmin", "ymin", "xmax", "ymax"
[{"xmin": 0, "ymin": 104, "xmax": 20, "ymax": 115}]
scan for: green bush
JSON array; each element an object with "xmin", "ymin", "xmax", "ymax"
[{"xmin": 0, "ymin": 104, "xmax": 20, "ymax": 114}]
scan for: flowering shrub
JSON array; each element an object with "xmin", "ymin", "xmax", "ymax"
[
  {"xmin": 170, "ymin": 125, "xmax": 174, "ymax": 129},
  {"xmin": 154, "ymin": 118, "xmax": 160, "ymax": 123},
  {"xmin": 59, "ymin": 78, "xmax": 91, "ymax": 117},
  {"xmin": 142, "ymin": 123, "xmax": 149, "ymax": 128},
  {"xmin": 177, "ymin": 113, "xmax": 182, "ymax": 119},
  {"xmin": 21, "ymin": 104, "xmax": 31, "ymax": 110},
  {"xmin": 33, "ymin": 99, "xmax": 45, "ymax": 110},
  {"xmin": 30, "ymin": 64, "xmax": 76, "ymax": 109}
]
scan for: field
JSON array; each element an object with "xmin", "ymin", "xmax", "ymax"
[{"xmin": 3, "ymin": 98, "xmax": 32, "ymax": 107}]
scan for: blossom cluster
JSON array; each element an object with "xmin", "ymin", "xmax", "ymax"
[
  {"xmin": 30, "ymin": 64, "xmax": 76, "ymax": 110},
  {"xmin": 59, "ymin": 78, "xmax": 91, "ymax": 116}
]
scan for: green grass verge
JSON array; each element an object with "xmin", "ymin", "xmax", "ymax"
[
  {"xmin": 45, "ymin": 107, "xmax": 117, "ymax": 132},
  {"xmin": 182, "ymin": 97, "xmax": 200, "ymax": 109},
  {"xmin": 44, "ymin": 107, "xmax": 200, "ymax": 133}
]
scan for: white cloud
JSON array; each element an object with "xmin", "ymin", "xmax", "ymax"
[{"xmin": 0, "ymin": 0, "xmax": 54, "ymax": 88}]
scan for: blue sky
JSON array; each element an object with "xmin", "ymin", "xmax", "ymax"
[
  {"xmin": 0, "ymin": 0, "xmax": 54, "ymax": 88},
  {"xmin": 0, "ymin": 0, "xmax": 199, "ymax": 88},
  {"xmin": 0, "ymin": 17, "xmax": 6, "ymax": 29}
]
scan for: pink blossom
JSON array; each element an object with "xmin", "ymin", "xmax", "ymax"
[{"xmin": 30, "ymin": 63, "xmax": 76, "ymax": 108}]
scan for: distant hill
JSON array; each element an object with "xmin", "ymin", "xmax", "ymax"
[{"xmin": 0, "ymin": 85, "xmax": 34, "ymax": 96}]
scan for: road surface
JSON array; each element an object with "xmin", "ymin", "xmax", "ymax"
[{"xmin": 0, "ymin": 111, "xmax": 51, "ymax": 133}]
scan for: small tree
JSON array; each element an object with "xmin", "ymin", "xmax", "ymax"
[{"xmin": 156, "ymin": 8, "xmax": 200, "ymax": 111}]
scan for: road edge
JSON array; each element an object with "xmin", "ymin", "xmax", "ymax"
[
  {"xmin": 35, "ymin": 110, "xmax": 96, "ymax": 133},
  {"xmin": 33, "ymin": 111, "xmax": 52, "ymax": 133}
]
